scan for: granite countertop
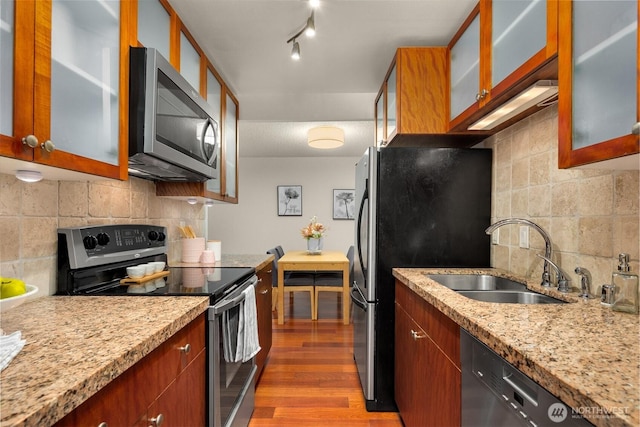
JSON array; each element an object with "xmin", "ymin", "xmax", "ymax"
[
  {"xmin": 0, "ymin": 296, "xmax": 210, "ymax": 427},
  {"xmin": 393, "ymin": 267, "xmax": 640, "ymax": 427},
  {"xmin": 170, "ymin": 254, "xmax": 274, "ymax": 271}
]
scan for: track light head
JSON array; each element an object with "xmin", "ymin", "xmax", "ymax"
[
  {"xmin": 291, "ymin": 40, "xmax": 300, "ymax": 60},
  {"xmin": 305, "ymin": 13, "xmax": 315, "ymax": 37}
]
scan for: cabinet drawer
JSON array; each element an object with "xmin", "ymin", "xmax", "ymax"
[{"xmin": 395, "ymin": 280, "xmax": 460, "ymax": 368}]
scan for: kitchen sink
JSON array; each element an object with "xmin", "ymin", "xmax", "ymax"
[
  {"xmin": 425, "ymin": 274, "xmax": 526, "ymax": 291},
  {"xmin": 425, "ymin": 274, "xmax": 566, "ymax": 304},
  {"xmin": 456, "ymin": 290, "xmax": 565, "ymax": 304}
]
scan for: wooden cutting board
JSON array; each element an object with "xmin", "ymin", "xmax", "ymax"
[{"xmin": 119, "ymin": 270, "xmax": 169, "ymax": 285}]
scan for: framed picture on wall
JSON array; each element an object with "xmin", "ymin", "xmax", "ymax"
[
  {"xmin": 277, "ymin": 185, "xmax": 302, "ymax": 216},
  {"xmin": 333, "ymin": 189, "xmax": 355, "ymax": 220}
]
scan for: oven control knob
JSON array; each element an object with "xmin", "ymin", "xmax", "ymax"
[
  {"xmin": 157, "ymin": 231, "xmax": 166, "ymax": 242},
  {"xmin": 148, "ymin": 230, "xmax": 159, "ymax": 241},
  {"xmin": 96, "ymin": 232, "xmax": 110, "ymax": 246},
  {"xmin": 83, "ymin": 235, "xmax": 97, "ymax": 250}
]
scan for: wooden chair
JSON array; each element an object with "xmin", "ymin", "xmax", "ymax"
[
  {"xmin": 313, "ymin": 246, "xmax": 354, "ymax": 320},
  {"xmin": 266, "ymin": 248, "xmax": 315, "ymax": 317}
]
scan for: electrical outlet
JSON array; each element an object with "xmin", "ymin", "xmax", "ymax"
[
  {"xmin": 491, "ymin": 228, "xmax": 499, "ymax": 245},
  {"xmin": 519, "ymin": 226, "xmax": 529, "ymax": 249}
]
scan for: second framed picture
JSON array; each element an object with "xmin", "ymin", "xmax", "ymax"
[
  {"xmin": 333, "ymin": 189, "xmax": 355, "ymax": 220},
  {"xmin": 277, "ymin": 185, "xmax": 302, "ymax": 216}
]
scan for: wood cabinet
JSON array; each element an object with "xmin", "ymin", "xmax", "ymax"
[
  {"xmin": 374, "ymin": 47, "xmax": 449, "ymax": 146},
  {"xmin": 449, "ymin": 0, "xmax": 558, "ymax": 133},
  {"xmin": 558, "ymin": 0, "xmax": 639, "ymax": 168},
  {"xmin": 255, "ymin": 262, "xmax": 273, "ymax": 382},
  {"xmin": 54, "ymin": 314, "xmax": 206, "ymax": 427},
  {"xmin": 0, "ymin": 0, "xmax": 131, "ymax": 180},
  {"xmin": 395, "ymin": 280, "xmax": 460, "ymax": 427}
]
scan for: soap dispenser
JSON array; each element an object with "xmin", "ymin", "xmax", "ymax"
[{"xmin": 611, "ymin": 253, "xmax": 639, "ymax": 314}]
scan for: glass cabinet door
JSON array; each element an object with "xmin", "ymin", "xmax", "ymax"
[
  {"xmin": 180, "ymin": 31, "xmax": 201, "ymax": 91},
  {"xmin": 206, "ymin": 68, "xmax": 222, "ymax": 195},
  {"xmin": 450, "ymin": 13, "xmax": 480, "ymax": 120},
  {"xmin": 492, "ymin": 0, "xmax": 546, "ymax": 85},
  {"xmin": 375, "ymin": 88, "xmax": 385, "ymax": 146},
  {"xmin": 137, "ymin": 0, "xmax": 170, "ymax": 60},
  {"xmin": 386, "ymin": 64, "xmax": 397, "ymax": 138},
  {"xmin": 48, "ymin": 0, "xmax": 120, "ymax": 165},
  {"xmin": 224, "ymin": 93, "xmax": 238, "ymax": 200},
  {"xmin": 571, "ymin": 0, "xmax": 637, "ymax": 149},
  {"xmin": 0, "ymin": 0, "xmax": 14, "ymax": 139}
]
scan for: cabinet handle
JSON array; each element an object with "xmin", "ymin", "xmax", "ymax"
[
  {"xmin": 632, "ymin": 122, "xmax": 640, "ymax": 135},
  {"xmin": 148, "ymin": 413, "xmax": 164, "ymax": 426},
  {"xmin": 22, "ymin": 135, "xmax": 38, "ymax": 148},
  {"xmin": 475, "ymin": 89, "xmax": 489, "ymax": 101},
  {"xmin": 178, "ymin": 343, "xmax": 191, "ymax": 354},
  {"xmin": 410, "ymin": 329, "xmax": 425, "ymax": 340},
  {"xmin": 260, "ymin": 288, "xmax": 269, "ymax": 295},
  {"xmin": 41, "ymin": 139, "xmax": 55, "ymax": 153}
]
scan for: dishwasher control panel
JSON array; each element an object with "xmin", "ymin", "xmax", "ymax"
[{"xmin": 460, "ymin": 329, "xmax": 593, "ymax": 427}]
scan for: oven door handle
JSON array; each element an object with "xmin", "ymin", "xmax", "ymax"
[{"xmin": 211, "ymin": 275, "xmax": 257, "ymax": 314}]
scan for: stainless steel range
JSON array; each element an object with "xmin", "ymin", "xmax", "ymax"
[{"xmin": 56, "ymin": 224, "xmax": 258, "ymax": 427}]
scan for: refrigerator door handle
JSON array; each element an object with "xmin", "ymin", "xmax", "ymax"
[
  {"xmin": 356, "ymin": 181, "xmax": 368, "ymax": 284},
  {"xmin": 350, "ymin": 285, "xmax": 367, "ymax": 310}
]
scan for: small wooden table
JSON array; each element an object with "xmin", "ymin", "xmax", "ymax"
[{"xmin": 277, "ymin": 250, "xmax": 350, "ymax": 325}]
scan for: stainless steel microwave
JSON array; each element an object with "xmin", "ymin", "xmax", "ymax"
[{"xmin": 128, "ymin": 47, "xmax": 219, "ymax": 182}]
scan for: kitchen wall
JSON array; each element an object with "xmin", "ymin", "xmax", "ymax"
[
  {"xmin": 207, "ymin": 157, "xmax": 358, "ymax": 255},
  {"xmin": 0, "ymin": 175, "xmax": 204, "ymax": 296},
  {"xmin": 481, "ymin": 105, "xmax": 639, "ymax": 297}
]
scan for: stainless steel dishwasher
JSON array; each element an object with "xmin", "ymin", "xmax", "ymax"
[{"xmin": 461, "ymin": 329, "xmax": 593, "ymax": 427}]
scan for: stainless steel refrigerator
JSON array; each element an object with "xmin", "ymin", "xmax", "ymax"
[{"xmin": 351, "ymin": 146, "xmax": 492, "ymax": 411}]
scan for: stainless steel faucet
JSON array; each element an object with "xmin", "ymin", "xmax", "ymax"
[
  {"xmin": 574, "ymin": 267, "xmax": 593, "ymax": 298},
  {"xmin": 537, "ymin": 254, "xmax": 571, "ymax": 293},
  {"xmin": 485, "ymin": 218, "xmax": 553, "ymax": 288}
]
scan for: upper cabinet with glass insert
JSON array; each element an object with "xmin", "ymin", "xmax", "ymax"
[
  {"xmin": 449, "ymin": 0, "xmax": 558, "ymax": 132},
  {"xmin": 558, "ymin": 0, "xmax": 639, "ymax": 168},
  {"xmin": 0, "ymin": 0, "xmax": 130, "ymax": 180},
  {"xmin": 143, "ymin": 0, "xmax": 241, "ymax": 203}
]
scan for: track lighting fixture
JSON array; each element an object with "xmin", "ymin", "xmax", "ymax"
[
  {"xmin": 291, "ymin": 39, "xmax": 300, "ymax": 60},
  {"xmin": 286, "ymin": 11, "xmax": 315, "ymax": 60}
]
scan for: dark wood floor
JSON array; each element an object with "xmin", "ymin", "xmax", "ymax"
[{"xmin": 249, "ymin": 292, "xmax": 403, "ymax": 427}]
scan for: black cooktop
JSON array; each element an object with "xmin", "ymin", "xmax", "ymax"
[{"xmin": 83, "ymin": 266, "xmax": 255, "ymax": 302}]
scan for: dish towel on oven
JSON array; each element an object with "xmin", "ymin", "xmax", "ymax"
[{"xmin": 222, "ymin": 286, "xmax": 261, "ymax": 363}]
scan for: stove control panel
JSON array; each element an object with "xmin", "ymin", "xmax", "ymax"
[{"xmin": 58, "ymin": 224, "xmax": 168, "ymax": 270}]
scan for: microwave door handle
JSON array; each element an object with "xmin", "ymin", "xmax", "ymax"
[{"xmin": 200, "ymin": 118, "xmax": 218, "ymax": 166}]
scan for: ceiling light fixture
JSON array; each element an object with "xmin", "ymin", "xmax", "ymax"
[
  {"xmin": 309, "ymin": 0, "xmax": 320, "ymax": 9},
  {"xmin": 308, "ymin": 126, "xmax": 344, "ymax": 149},
  {"xmin": 468, "ymin": 80, "xmax": 558, "ymax": 131},
  {"xmin": 15, "ymin": 170, "xmax": 43, "ymax": 183},
  {"xmin": 286, "ymin": 11, "xmax": 315, "ymax": 60}
]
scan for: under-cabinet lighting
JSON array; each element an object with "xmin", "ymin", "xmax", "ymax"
[
  {"xmin": 15, "ymin": 170, "xmax": 43, "ymax": 183},
  {"xmin": 186, "ymin": 198, "xmax": 198, "ymax": 205},
  {"xmin": 468, "ymin": 80, "xmax": 558, "ymax": 131}
]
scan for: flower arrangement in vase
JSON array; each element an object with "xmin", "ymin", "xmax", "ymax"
[{"xmin": 301, "ymin": 216, "xmax": 326, "ymax": 254}]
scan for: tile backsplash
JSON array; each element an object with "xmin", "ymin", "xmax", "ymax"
[
  {"xmin": 0, "ymin": 175, "xmax": 203, "ymax": 296},
  {"xmin": 482, "ymin": 105, "xmax": 639, "ymax": 299}
]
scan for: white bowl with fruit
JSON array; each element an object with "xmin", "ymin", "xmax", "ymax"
[{"xmin": 0, "ymin": 278, "xmax": 39, "ymax": 312}]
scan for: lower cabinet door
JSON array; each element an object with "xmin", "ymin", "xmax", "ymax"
[{"xmin": 150, "ymin": 348, "xmax": 207, "ymax": 427}]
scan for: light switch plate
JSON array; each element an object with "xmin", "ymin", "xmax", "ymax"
[{"xmin": 519, "ymin": 226, "xmax": 529, "ymax": 248}]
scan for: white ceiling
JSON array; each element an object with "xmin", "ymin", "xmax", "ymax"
[{"xmin": 168, "ymin": 0, "xmax": 478, "ymax": 157}]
